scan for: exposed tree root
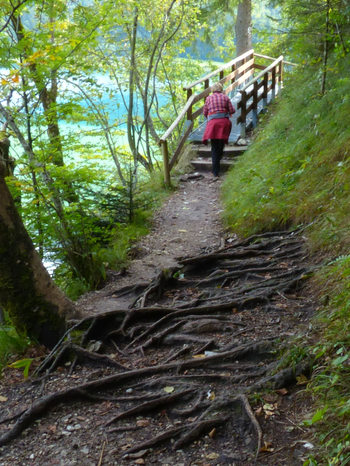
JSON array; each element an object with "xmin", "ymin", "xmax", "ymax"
[
  {"xmin": 173, "ymin": 415, "xmax": 230, "ymax": 449},
  {"xmin": 105, "ymin": 388, "xmax": 196, "ymax": 425},
  {"xmin": 122, "ymin": 425, "xmax": 185, "ymax": 455},
  {"xmin": 0, "ymin": 228, "xmax": 315, "ymax": 461},
  {"xmin": 236, "ymin": 394, "xmax": 263, "ymax": 459},
  {"xmin": 66, "ymin": 344, "xmax": 129, "ymax": 370}
]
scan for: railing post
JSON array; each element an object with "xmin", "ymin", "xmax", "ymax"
[
  {"xmin": 204, "ymin": 79, "xmax": 209, "ymax": 103},
  {"xmin": 271, "ymin": 67, "xmax": 276, "ymax": 101},
  {"xmin": 252, "ymin": 81, "xmax": 258, "ymax": 128},
  {"xmin": 242, "ymin": 56, "xmax": 248, "ymax": 85},
  {"xmin": 160, "ymin": 140, "xmax": 171, "ymax": 187},
  {"xmin": 231, "ymin": 64, "xmax": 236, "ymax": 84},
  {"xmin": 240, "ymin": 90, "xmax": 247, "ymax": 138},
  {"xmin": 263, "ymin": 72, "xmax": 268, "ymax": 109},
  {"xmin": 278, "ymin": 59, "xmax": 284, "ymax": 92},
  {"xmin": 186, "ymin": 89, "xmax": 192, "ymax": 120}
]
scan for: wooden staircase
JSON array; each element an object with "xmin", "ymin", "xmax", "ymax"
[
  {"xmin": 191, "ymin": 143, "xmax": 248, "ymax": 172},
  {"xmin": 159, "ymin": 50, "xmax": 286, "ymax": 185}
]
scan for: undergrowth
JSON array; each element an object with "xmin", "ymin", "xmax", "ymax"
[
  {"xmin": 55, "ymin": 171, "xmax": 172, "ymax": 300},
  {"xmin": 0, "ymin": 324, "xmax": 30, "ymax": 372},
  {"xmin": 221, "ymin": 57, "xmax": 350, "ymax": 463}
]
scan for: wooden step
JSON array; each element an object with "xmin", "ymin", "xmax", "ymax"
[
  {"xmin": 196, "ymin": 145, "xmax": 248, "ymax": 157},
  {"xmin": 191, "ymin": 158, "xmax": 236, "ymax": 172}
]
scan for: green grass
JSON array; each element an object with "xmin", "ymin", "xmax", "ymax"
[
  {"xmin": 0, "ymin": 325, "xmax": 30, "ymax": 371},
  {"xmin": 222, "ymin": 62, "xmax": 350, "ymax": 254},
  {"xmin": 221, "ymin": 57, "xmax": 350, "ymax": 463}
]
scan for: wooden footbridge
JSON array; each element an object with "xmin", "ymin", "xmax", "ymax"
[{"xmin": 159, "ymin": 49, "xmax": 293, "ymax": 184}]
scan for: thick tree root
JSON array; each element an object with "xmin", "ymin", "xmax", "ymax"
[{"xmin": 105, "ymin": 388, "xmax": 196, "ymax": 426}]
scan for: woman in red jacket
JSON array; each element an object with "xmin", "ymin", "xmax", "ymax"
[{"xmin": 203, "ymin": 82, "xmax": 235, "ymax": 178}]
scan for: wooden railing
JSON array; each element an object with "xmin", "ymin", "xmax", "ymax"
[
  {"xmin": 237, "ymin": 55, "xmax": 283, "ymax": 138},
  {"xmin": 159, "ymin": 50, "xmax": 285, "ymax": 185}
]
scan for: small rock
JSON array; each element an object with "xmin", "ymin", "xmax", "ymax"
[
  {"xmin": 302, "ymin": 442, "xmax": 314, "ymax": 450},
  {"xmin": 237, "ymin": 138, "xmax": 249, "ymax": 146},
  {"xmin": 81, "ymin": 446, "xmax": 90, "ymax": 454},
  {"xmin": 134, "ymin": 459, "xmax": 145, "ymax": 465}
]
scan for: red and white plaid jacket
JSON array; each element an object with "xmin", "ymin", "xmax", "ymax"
[{"xmin": 203, "ymin": 91, "xmax": 235, "ymax": 117}]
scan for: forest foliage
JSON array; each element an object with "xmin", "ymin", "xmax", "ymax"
[
  {"xmin": 1, "ymin": 0, "xmax": 350, "ymax": 461},
  {"xmin": 0, "ymin": 0, "xmax": 209, "ymax": 295},
  {"xmin": 0, "ymin": 0, "xmax": 277, "ymax": 297}
]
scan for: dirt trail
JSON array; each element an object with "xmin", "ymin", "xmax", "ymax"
[
  {"xmin": 0, "ymin": 171, "xmax": 315, "ymax": 466},
  {"xmin": 78, "ymin": 173, "xmax": 226, "ymax": 314}
]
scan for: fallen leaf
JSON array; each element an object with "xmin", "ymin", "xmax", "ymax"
[
  {"xmin": 255, "ymin": 407, "xmax": 263, "ymax": 416},
  {"xmin": 275, "ymin": 302, "xmax": 288, "ymax": 309},
  {"xmin": 260, "ymin": 441, "xmax": 274, "ymax": 453},
  {"xmin": 0, "ymin": 395, "xmax": 8, "ymax": 402},
  {"xmin": 187, "ymin": 417, "xmax": 197, "ymax": 422},
  {"xmin": 275, "ymin": 388, "xmax": 288, "ymax": 396},
  {"xmin": 163, "ymin": 386, "xmax": 175, "ymax": 393},
  {"xmin": 178, "ymin": 229, "xmax": 187, "ymax": 233},
  {"xmin": 208, "ymin": 428, "xmax": 216, "ymax": 438},
  {"xmin": 207, "ymin": 390, "xmax": 215, "ymax": 400},
  {"xmin": 206, "ymin": 452, "xmax": 219, "ymax": 460},
  {"xmin": 192, "ymin": 354, "xmax": 205, "ymax": 359},
  {"xmin": 263, "ymin": 403, "xmax": 276, "ymax": 417},
  {"xmin": 296, "ymin": 374, "xmax": 309, "ymax": 385},
  {"xmin": 136, "ymin": 419, "xmax": 150, "ymax": 427}
]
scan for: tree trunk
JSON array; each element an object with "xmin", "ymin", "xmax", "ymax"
[
  {"xmin": 235, "ymin": 0, "xmax": 252, "ymax": 57},
  {"xmin": 0, "ymin": 135, "xmax": 13, "ymax": 177},
  {"xmin": 0, "ymin": 138, "xmax": 78, "ymax": 348}
]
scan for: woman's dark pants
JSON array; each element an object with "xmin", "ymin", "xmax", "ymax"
[{"xmin": 210, "ymin": 139, "xmax": 225, "ymax": 177}]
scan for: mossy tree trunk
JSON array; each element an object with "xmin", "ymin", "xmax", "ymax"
[{"xmin": 0, "ymin": 138, "xmax": 78, "ymax": 348}]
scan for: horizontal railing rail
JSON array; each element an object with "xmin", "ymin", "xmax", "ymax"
[{"xmin": 183, "ymin": 49, "xmax": 254, "ymax": 91}]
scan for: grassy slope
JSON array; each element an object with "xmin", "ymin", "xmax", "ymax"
[{"xmin": 221, "ymin": 58, "xmax": 350, "ymax": 463}]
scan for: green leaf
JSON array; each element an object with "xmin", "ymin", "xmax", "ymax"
[
  {"xmin": 8, "ymin": 358, "xmax": 33, "ymax": 378},
  {"xmin": 311, "ymin": 407, "xmax": 328, "ymax": 424},
  {"xmin": 331, "ymin": 355, "xmax": 348, "ymax": 367}
]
